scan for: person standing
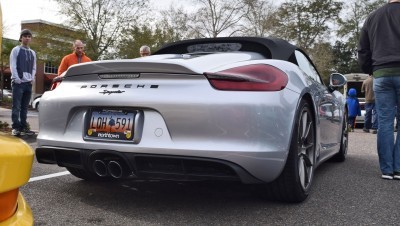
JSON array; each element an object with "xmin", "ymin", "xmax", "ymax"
[
  {"xmin": 361, "ymin": 75, "xmax": 378, "ymax": 134},
  {"xmin": 346, "ymin": 88, "xmax": 361, "ymax": 132},
  {"xmin": 139, "ymin": 45, "xmax": 151, "ymax": 57},
  {"xmin": 57, "ymin": 40, "xmax": 91, "ymax": 76},
  {"xmin": 358, "ymin": 0, "xmax": 400, "ymax": 180},
  {"xmin": 52, "ymin": 40, "xmax": 91, "ymax": 89},
  {"xmin": 10, "ymin": 29, "xmax": 36, "ymax": 136}
]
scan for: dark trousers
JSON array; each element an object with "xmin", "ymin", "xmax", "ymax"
[
  {"xmin": 12, "ymin": 82, "xmax": 32, "ymax": 130},
  {"xmin": 348, "ymin": 116, "xmax": 356, "ymax": 129},
  {"xmin": 364, "ymin": 103, "xmax": 378, "ymax": 129}
]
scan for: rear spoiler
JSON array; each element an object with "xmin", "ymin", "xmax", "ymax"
[{"xmin": 64, "ymin": 60, "xmax": 199, "ymax": 77}]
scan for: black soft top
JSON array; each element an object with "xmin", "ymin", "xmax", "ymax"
[{"xmin": 154, "ymin": 37, "xmax": 299, "ymax": 61}]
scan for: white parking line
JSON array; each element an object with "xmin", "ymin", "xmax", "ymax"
[{"xmin": 29, "ymin": 171, "xmax": 71, "ymax": 182}]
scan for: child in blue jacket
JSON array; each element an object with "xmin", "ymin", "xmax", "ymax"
[{"xmin": 347, "ymin": 88, "xmax": 361, "ymax": 131}]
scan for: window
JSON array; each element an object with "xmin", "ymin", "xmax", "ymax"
[
  {"xmin": 294, "ymin": 50, "xmax": 322, "ymax": 84},
  {"xmin": 44, "ymin": 61, "xmax": 58, "ymax": 74},
  {"xmin": 187, "ymin": 43, "xmax": 242, "ymax": 53}
]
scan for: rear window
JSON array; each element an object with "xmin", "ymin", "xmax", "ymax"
[
  {"xmin": 347, "ymin": 81, "xmax": 364, "ymax": 99},
  {"xmin": 187, "ymin": 43, "xmax": 242, "ymax": 53}
]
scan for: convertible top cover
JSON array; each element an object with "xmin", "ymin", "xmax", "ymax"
[{"xmin": 154, "ymin": 37, "xmax": 298, "ymax": 61}]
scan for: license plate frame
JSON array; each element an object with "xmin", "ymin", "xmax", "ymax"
[{"xmin": 85, "ymin": 109, "xmax": 136, "ymax": 142}]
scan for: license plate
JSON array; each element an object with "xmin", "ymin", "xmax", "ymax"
[{"xmin": 86, "ymin": 109, "xmax": 135, "ymax": 141}]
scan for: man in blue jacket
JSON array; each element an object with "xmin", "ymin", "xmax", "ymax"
[{"xmin": 358, "ymin": 0, "xmax": 400, "ymax": 180}]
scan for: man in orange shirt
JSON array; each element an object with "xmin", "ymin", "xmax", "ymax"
[
  {"xmin": 58, "ymin": 40, "xmax": 91, "ymax": 75},
  {"xmin": 51, "ymin": 40, "xmax": 91, "ymax": 90}
]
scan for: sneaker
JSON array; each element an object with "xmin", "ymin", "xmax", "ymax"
[
  {"xmin": 371, "ymin": 129, "xmax": 377, "ymax": 134},
  {"xmin": 382, "ymin": 173, "xmax": 394, "ymax": 180},
  {"xmin": 20, "ymin": 128, "xmax": 35, "ymax": 136},
  {"xmin": 394, "ymin": 172, "xmax": 400, "ymax": 180},
  {"xmin": 363, "ymin": 128, "xmax": 370, "ymax": 133},
  {"xmin": 11, "ymin": 129, "xmax": 20, "ymax": 136},
  {"xmin": 347, "ymin": 124, "xmax": 351, "ymax": 132}
]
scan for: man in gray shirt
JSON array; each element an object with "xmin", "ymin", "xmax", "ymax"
[{"xmin": 10, "ymin": 29, "xmax": 36, "ymax": 136}]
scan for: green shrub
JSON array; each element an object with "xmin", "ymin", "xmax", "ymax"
[{"xmin": 0, "ymin": 121, "xmax": 10, "ymax": 131}]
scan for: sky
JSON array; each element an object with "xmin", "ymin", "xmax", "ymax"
[
  {"xmin": 1, "ymin": 0, "xmax": 178, "ymax": 40},
  {"xmin": 2, "ymin": 0, "xmax": 63, "ymax": 39}
]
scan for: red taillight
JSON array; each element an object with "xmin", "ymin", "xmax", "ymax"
[
  {"xmin": 50, "ymin": 76, "xmax": 63, "ymax": 90},
  {"xmin": 204, "ymin": 64, "xmax": 288, "ymax": 91}
]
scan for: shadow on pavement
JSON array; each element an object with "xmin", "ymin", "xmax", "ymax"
[
  {"xmin": 0, "ymin": 131, "xmax": 38, "ymax": 144},
  {"xmin": 19, "ymin": 134, "xmax": 38, "ymax": 144}
]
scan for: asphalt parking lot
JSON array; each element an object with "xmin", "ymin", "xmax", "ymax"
[{"xmin": 1, "ymin": 109, "xmax": 399, "ymax": 225}]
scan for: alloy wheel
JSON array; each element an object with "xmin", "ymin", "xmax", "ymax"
[{"xmin": 297, "ymin": 108, "xmax": 315, "ymax": 190}]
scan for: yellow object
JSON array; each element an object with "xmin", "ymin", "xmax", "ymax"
[
  {"xmin": 0, "ymin": 4, "xmax": 33, "ymax": 224},
  {"xmin": 126, "ymin": 131, "xmax": 131, "ymax": 139},
  {"xmin": 0, "ymin": 193, "xmax": 34, "ymax": 226},
  {"xmin": 0, "ymin": 135, "xmax": 34, "ymax": 225},
  {"xmin": 0, "ymin": 136, "xmax": 34, "ymax": 193}
]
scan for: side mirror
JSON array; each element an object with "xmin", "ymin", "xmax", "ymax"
[{"xmin": 329, "ymin": 73, "xmax": 347, "ymax": 89}]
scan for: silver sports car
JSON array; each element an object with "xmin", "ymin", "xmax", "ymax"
[{"xmin": 36, "ymin": 37, "xmax": 348, "ymax": 202}]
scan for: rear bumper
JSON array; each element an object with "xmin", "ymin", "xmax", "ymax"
[
  {"xmin": 0, "ymin": 193, "xmax": 33, "ymax": 226},
  {"xmin": 36, "ymin": 146, "xmax": 272, "ymax": 184},
  {"xmin": 356, "ymin": 110, "xmax": 366, "ymax": 124}
]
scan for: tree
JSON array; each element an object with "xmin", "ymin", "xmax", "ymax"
[
  {"xmin": 54, "ymin": 0, "xmax": 148, "ymax": 60},
  {"xmin": 307, "ymin": 41, "xmax": 335, "ymax": 82},
  {"xmin": 160, "ymin": 5, "xmax": 195, "ymax": 40},
  {"xmin": 1, "ymin": 39, "xmax": 14, "ymax": 66},
  {"xmin": 118, "ymin": 25, "xmax": 153, "ymax": 59},
  {"xmin": 29, "ymin": 23, "xmax": 85, "ymax": 66},
  {"xmin": 336, "ymin": 0, "xmax": 385, "ymax": 61},
  {"xmin": 1, "ymin": 38, "xmax": 16, "ymax": 92},
  {"xmin": 272, "ymin": 0, "xmax": 342, "ymax": 50},
  {"xmin": 241, "ymin": 0, "xmax": 277, "ymax": 37},
  {"xmin": 190, "ymin": 0, "xmax": 247, "ymax": 38},
  {"xmin": 118, "ymin": 24, "xmax": 181, "ymax": 59},
  {"xmin": 332, "ymin": 40, "xmax": 361, "ymax": 74},
  {"xmin": 152, "ymin": 25, "xmax": 181, "ymax": 49}
]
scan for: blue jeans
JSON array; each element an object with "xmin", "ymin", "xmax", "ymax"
[
  {"xmin": 11, "ymin": 82, "xmax": 32, "ymax": 130},
  {"xmin": 374, "ymin": 76, "xmax": 400, "ymax": 174},
  {"xmin": 364, "ymin": 103, "xmax": 378, "ymax": 129},
  {"xmin": 372, "ymin": 105, "xmax": 378, "ymax": 129}
]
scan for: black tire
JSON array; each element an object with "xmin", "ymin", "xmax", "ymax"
[
  {"xmin": 66, "ymin": 167, "xmax": 112, "ymax": 181},
  {"xmin": 264, "ymin": 99, "xmax": 316, "ymax": 203},
  {"xmin": 332, "ymin": 108, "xmax": 348, "ymax": 162}
]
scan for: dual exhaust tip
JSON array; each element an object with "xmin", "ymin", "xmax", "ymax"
[{"xmin": 93, "ymin": 159, "xmax": 125, "ymax": 178}]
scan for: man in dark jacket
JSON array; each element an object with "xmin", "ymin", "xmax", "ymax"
[{"xmin": 358, "ymin": 0, "xmax": 400, "ymax": 180}]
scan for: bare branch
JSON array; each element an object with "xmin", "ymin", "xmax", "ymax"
[{"xmin": 55, "ymin": 0, "xmax": 148, "ymax": 59}]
